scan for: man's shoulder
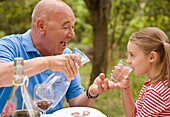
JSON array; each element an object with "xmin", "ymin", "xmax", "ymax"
[{"xmin": 0, "ymin": 34, "xmax": 23, "ymax": 45}]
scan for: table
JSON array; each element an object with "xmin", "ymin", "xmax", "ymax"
[{"xmin": 45, "ymin": 107, "xmax": 107, "ymax": 117}]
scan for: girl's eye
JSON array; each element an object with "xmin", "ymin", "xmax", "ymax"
[
  {"xmin": 130, "ymin": 53, "xmax": 134, "ymax": 57},
  {"xmin": 128, "ymin": 52, "xmax": 134, "ymax": 57}
]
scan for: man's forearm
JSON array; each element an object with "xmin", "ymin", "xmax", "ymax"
[
  {"xmin": 0, "ymin": 62, "xmax": 14, "ymax": 87},
  {"xmin": 0, "ymin": 57, "xmax": 49, "ymax": 87},
  {"xmin": 68, "ymin": 92, "xmax": 96, "ymax": 107},
  {"xmin": 24, "ymin": 57, "xmax": 49, "ymax": 78}
]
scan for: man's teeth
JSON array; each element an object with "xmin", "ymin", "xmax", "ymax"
[{"xmin": 60, "ymin": 41, "xmax": 66, "ymax": 46}]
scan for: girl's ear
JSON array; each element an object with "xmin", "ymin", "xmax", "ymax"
[{"xmin": 149, "ymin": 51, "xmax": 158, "ymax": 63}]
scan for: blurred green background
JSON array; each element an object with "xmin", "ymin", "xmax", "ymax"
[{"xmin": 0, "ymin": 0, "xmax": 169, "ymax": 116}]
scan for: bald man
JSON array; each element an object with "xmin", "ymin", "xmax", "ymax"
[{"xmin": 0, "ymin": 0, "xmax": 116, "ymax": 114}]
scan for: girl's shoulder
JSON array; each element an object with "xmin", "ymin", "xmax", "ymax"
[
  {"xmin": 146, "ymin": 79, "xmax": 170, "ymax": 97},
  {"xmin": 150, "ymin": 79, "xmax": 169, "ymax": 89}
]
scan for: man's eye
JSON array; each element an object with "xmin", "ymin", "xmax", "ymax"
[{"xmin": 63, "ymin": 27, "xmax": 69, "ymax": 29}]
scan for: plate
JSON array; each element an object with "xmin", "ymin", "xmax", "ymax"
[{"xmin": 45, "ymin": 107, "xmax": 107, "ymax": 117}]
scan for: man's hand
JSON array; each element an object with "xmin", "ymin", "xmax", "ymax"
[
  {"xmin": 88, "ymin": 73, "xmax": 119, "ymax": 97},
  {"xmin": 47, "ymin": 54, "xmax": 81, "ymax": 80}
]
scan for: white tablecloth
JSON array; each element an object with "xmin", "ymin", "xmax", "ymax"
[{"xmin": 45, "ymin": 107, "xmax": 107, "ymax": 117}]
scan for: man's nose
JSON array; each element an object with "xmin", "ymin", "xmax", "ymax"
[{"xmin": 68, "ymin": 28, "xmax": 75, "ymax": 39}]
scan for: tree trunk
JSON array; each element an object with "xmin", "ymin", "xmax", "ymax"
[{"xmin": 84, "ymin": 0, "xmax": 111, "ymax": 86}]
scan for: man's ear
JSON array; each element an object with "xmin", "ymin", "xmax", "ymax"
[
  {"xmin": 149, "ymin": 51, "xmax": 158, "ymax": 63},
  {"xmin": 36, "ymin": 18, "xmax": 46, "ymax": 35}
]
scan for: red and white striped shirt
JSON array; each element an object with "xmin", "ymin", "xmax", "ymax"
[{"xmin": 134, "ymin": 79, "xmax": 170, "ymax": 117}]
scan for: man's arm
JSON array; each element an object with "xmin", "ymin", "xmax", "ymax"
[
  {"xmin": 0, "ymin": 62, "xmax": 14, "ymax": 87},
  {"xmin": 0, "ymin": 57, "xmax": 48, "ymax": 87},
  {"xmin": 68, "ymin": 92, "xmax": 96, "ymax": 107},
  {"xmin": 68, "ymin": 73, "xmax": 118, "ymax": 107},
  {"xmin": 0, "ymin": 54, "xmax": 81, "ymax": 87}
]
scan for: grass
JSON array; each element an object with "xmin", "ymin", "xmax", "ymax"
[{"xmin": 63, "ymin": 60, "xmax": 148, "ymax": 117}]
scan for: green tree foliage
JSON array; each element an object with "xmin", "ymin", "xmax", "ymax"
[
  {"xmin": 0, "ymin": 0, "xmax": 39, "ymax": 36},
  {"xmin": 144, "ymin": 0, "xmax": 170, "ymax": 36},
  {"xmin": 108, "ymin": 0, "xmax": 140, "ymax": 61}
]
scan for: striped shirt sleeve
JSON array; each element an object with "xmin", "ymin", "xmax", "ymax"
[{"xmin": 135, "ymin": 80, "xmax": 170, "ymax": 117}]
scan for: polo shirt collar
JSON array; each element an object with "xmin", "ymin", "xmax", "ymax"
[{"xmin": 22, "ymin": 29, "xmax": 39, "ymax": 53}]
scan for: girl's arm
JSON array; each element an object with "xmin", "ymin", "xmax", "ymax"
[{"xmin": 121, "ymin": 86, "xmax": 136, "ymax": 117}]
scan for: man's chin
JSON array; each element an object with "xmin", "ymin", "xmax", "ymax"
[{"xmin": 55, "ymin": 51, "xmax": 64, "ymax": 55}]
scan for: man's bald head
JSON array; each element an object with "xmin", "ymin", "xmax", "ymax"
[
  {"xmin": 31, "ymin": 0, "xmax": 73, "ymax": 23},
  {"xmin": 30, "ymin": 0, "xmax": 75, "ymax": 56}
]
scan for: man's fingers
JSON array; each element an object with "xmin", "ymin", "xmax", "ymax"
[
  {"xmin": 67, "ymin": 55, "xmax": 77, "ymax": 78},
  {"xmin": 96, "ymin": 77, "xmax": 102, "ymax": 89},
  {"xmin": 103, "ymin": 78, "xmax": 109, "ymax": 91},
  {"xmin": 109, "ymin": 81, "xmax": 120, "ymax": 89},
  {"xmin": 60, "ymin": 54, "xmax": 78, "ymax": 80},
  {"xmin": 70, "ymin": 54, "xmax": 82, "ymax": 67},
  {"xmin": 99, "ymin": 73, "xmax": 105, "ymax": 80}
]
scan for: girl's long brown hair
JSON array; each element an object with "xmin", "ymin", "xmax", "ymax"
[{"xmin": 129, "ymin": 27, "xmax": 170, "ymax": 86}]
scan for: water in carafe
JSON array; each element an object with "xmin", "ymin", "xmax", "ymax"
[{"xmin": 41, "ymin": 47, "xmax": 90, "ymax": 107}]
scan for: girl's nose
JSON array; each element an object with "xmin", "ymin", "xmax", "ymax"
[{"xmin": 127, "ymin": 57, "xmax": 131, "ymax": 64}]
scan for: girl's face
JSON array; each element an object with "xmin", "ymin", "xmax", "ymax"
[{"xmin": 127, "ymin": 41, "xmax": 151, "ymax": 76}]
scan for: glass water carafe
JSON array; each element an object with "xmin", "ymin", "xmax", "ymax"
[
  {"xmin": 1, "ymin": 57, "xmax": 41, "ymax": 117},
  {"xmin": 41, "ymin": 47, "xmax": 90, "ymax": 107}
]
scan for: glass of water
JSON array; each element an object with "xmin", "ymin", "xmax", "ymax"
[{"xmin": 110, "ymin": 60, "xmax": 132, "ymax": 85}]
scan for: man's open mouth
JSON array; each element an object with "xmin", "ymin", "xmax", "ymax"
[{"xmin": 60, "ymin": 41, "xmax": 67, "ymax": 48}]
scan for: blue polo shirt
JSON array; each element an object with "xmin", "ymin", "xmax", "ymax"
[{"xmin": 0, "ymin": 30, "xmax": 84, "ymax": 114}]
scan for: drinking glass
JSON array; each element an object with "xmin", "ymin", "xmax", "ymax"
[
  {"xmin": 72, "ymin": 47, "xmax": 90, "ymax": 68},
  {"xmin": 34, "ymin": 83, "xmax": 54, "ymax": 115},
  {"xmin": 110, "ymin": 60, "xmax": 132, "ymax": 85}
]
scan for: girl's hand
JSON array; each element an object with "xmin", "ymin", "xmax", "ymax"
[
  {"xmin": 111, "ymin": 66, "xmax": 131, "ymax": 89},
  {"xmin": 120, "ymin": 76, "xmax": 131, "ymax": 89}
]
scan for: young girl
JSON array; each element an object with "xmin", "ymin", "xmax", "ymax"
[{"xmin": 112, "ymin": 27, "xmax": 170, "ymax": 116}]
